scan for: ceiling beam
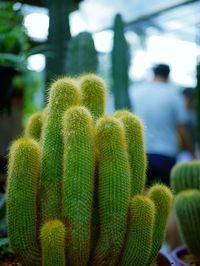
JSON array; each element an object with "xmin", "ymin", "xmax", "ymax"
[{"xmin": 125, "ymin": 0, "xmax": 199, "ymax": 30}]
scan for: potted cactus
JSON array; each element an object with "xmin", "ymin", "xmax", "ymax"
[
  {"xmin": 170, "ymin": 161, "xmax": 200, "ymax": 265},
  {"xmin": 5, "ymin": 74, "xmax": 173, "ymax": 265}
]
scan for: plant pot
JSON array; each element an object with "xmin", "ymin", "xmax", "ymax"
[
  {"xmin": 156, "ymin": 251, "xmax": 173, "ymax": 266},
  {"xmin": 171, "ymin": 246, "xmax": 200, "ymax": 266}
]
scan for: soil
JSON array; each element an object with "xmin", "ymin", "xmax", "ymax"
[
  {"xmin": 180, "ymin": 253, "xmax": 200, "ymax": 266},
  {"xmin": 0, "ymin": 253, "xmax": 22, "ymax": 266}
]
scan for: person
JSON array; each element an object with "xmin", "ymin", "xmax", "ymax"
[{"xmin": 129, "ymin": 63, "xmax": 194, "ymax": 186}]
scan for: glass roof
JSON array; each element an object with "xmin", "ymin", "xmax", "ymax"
[{"xmin": 75, "ymin": 0, "xmax": 199, "ymax": 40}]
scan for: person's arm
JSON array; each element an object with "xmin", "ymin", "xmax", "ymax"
[{"xmin": 176, "ymin": 124, "xmax": 195, "ymax": 157}]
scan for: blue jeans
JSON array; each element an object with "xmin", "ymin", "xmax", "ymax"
[{"xmin": 146, "ymin": 153, "xmax": 176, "ymax": 187}]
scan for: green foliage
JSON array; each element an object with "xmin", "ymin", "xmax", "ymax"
[
  {"xmin": 174, "ymin": 190, "xmax": 200, "ymax": 259},
  {"xmin": 0, "ymin": 1, "xmax": 29, "ymax": 68},
  {"xmin": 6, "ymin": 74, "xmax": 172, "ymax": 266},
  {"xmin": 120, "ymin": 195, "xmax": 155, "ymax": 266},
  {"xmin": 170, "ymin": 160, "xmax": 200, "ymax": 194},
  {"xmin": 0, "ymin": 238, "xmax": 12, "ymax": 259},
  {"xmin": 114, "ymin": 110, "xmax": 147, "ymax": 195},
  {"xmin": 41, "ymin": 220, "xmax": 66, "ymax": 266},
  {"xmin": 67, "ymin": 32, "xmax": 98, "ymax": 76},
  {"xmin": 111, "ymin": 14, "xmax": 131, "ymax": 109}
]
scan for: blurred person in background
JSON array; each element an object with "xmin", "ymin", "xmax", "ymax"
[
  {"xmin": 177, "ymin": 88, "xmax": 197, "ymax": 162},
  {"xmin": 129, "ymin": 63, "xmax": 194, "ymax": 187}
]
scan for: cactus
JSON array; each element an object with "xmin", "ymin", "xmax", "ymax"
[
  {"xmin": 24, "ymin": 111, "xmax": 43, "ymax": 141},
  {"xmin": 111, "ymin": 14, "xmax": 131, "ymax": 109},
  {"xmin": 7, "ymin": 138, "xmax": 40, "ymax": 265},
  {"xmin": 92, "ymin": 116, "xmax": 130, "ymax": 266},
  {"xmin": 7, "ymin": 74, "xmax": 172, "ymax": 266},
  {"xmin": 80, "ymin": 74, "xmax": 107, "ymax": 121},
  {"xmin": 40, "ymin": 77, "xmax": 80, "ymax": 223},
  {"xmin": 114, "ymin": 110, "xmax": 147, "ymax": 195},
  {"xmin": 41, "ymin": 219, "xmax": 66, "ymax": 266},
  {"xmin": 63, "ymin": 106, "xmax": 95, "ymax": 266},
  {"xmin": 170, "ymin": 160, "xmax": 200, "ymax": 259},
  {"xmin": 146, "ymin": 184, "xmax": 173, "ymax": 266},
  {"xmin": 170, "ymin": 160, "xmax": 200, "ymax": 194},
  {"xmin": 174, "ymin": 190, "xmax": 200, "ymax": 259},
  {"xmin": 120, "ymin": 195, "xmax": 155, "ymax": 266},
  {"xmin": 196, "ymin": 63, "xmax": 200, "ymax": 147},
  {"xmin": 67, "ymin": 31, "xmax": 98, "ymax": 76}
]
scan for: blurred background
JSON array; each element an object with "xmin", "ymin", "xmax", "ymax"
[{"xmin": 0, "ymin": 0, "xmax": 200, "ymax": 236}]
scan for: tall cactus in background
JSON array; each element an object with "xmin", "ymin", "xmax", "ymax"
[
  {"xmin": 7, "ymin": 74, "xmax": 172, "ymax": 266},
  {"xmin": 196, "ymin": 63, "xmax": 200, "ymax": 147},
  {"xmin": 111, "ymin": 14, "xmax": 131, "ymax": 109},
  {"xmin": 67, "ymin": 32, "xmax": 98, "ymax": 76}
]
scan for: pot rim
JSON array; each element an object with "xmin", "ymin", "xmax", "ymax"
[{"xmin": 171, "ymin": 245, "xmax": 189, "ymax": 266}]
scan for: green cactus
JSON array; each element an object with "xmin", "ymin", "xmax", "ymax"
[
  {"xmin": 80, "ymin": 73, "xmax": 107, "ymax": 121},
  {"xmin": 6, "ymin": 74, "xmax": 172, "ymax": 266},
  {"xmin": 111, "ymin": 14, "xmax": 131, "ymax": 109},
  {"xmin": 92, "ymin": 116, "xmax": 130, "ymax": 266},
  {"xmin": 174, "ymin": 189, "xmax": 200, "ymax": 259},
  {"xmin": 67, "ymin": 31, "xmax": 98, "ymax": 76},
  {"xmin": 146, "ymin": 184, "xmax": 173, "ymax": 266},
  {"xmin": 7, "ymin": 138, "xmax": 41, "ymax": 265},
  {"xmin": 114, "ymin": 110, "xmax": 147, "ymax": 195},
  {"xmin": 196, "ymin": 63, "xmax": 200, "ymax": 146},
  {"xmin": 24, "ymin": 111, "xmax": 43, "ymax": 141},
  {"xmin": 40, "ymin": 77, "xmax": 80, "ymax": 223},
  {"xmin": 63, "ymin": 106, "xmax": 95, "ymax": 266},
  {"xmin": 41, "ymin": 219, "xmax": 66, "ymax": 266},
  {"xmin": 120, "ymin": 195, "xmax": 155, "ymax": 266},
  {"xmin": 170, "ymin": 160, "xmax": 200, "ymax": 194}
]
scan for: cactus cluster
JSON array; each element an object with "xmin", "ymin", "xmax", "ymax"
[
  {"xmin": 170, "ymin": 160, "xmax": 200, "ymax": 259},
  {"xmin": 7, "ymin": 73, "xmax": 172, "ymax": 266}
]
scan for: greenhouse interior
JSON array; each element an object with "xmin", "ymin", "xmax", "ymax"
[{"xmin": 0, "ymin": 0, "xmax": 200, "ymax": 265}]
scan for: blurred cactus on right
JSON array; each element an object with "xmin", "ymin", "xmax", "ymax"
[
  {"xmin": 111, "ymin": 14, "xmax": 131, "ymax": 109},
  {"xmin": 196, "ymin": 63, "xmax": 200, "ymax": 147},
  {"xmin": 6, "ymin": 73, "xmax": 172, "ymax": 266},
  {"xmin": 67, "ymin": 31, "xmax": 98, "ymax": 76},
  {"xmin": 171, "ymin": 160, "xmax": 200, "ymax": 259}
]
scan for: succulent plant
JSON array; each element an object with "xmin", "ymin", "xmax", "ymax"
[
  {"xmin": 170, "ymin": 160, "xmax": 200, "ymax": 194},
  {"xmin": 7, "ymin": 74, "xmax": 172, "ymax": 266},
  {"xmin": 67, "ymin": 31, "xmax": 97, "ymax": 76},
  {"xmin": 24, "ymin": 111, "xmax": 43, "ymax": 141},
  {"xmin": 171, "ymin": 160, "xmax": 200, "ymax": 259}
]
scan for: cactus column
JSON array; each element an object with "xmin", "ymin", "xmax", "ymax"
[
  {"xmin": 111, "ymin": 14, "xmax": 131, "ymax": 109},
  {"xmin": 92, "ymin": 117, "xmax": 130, "ymax": 266},
  {"xmin": 40, "ymin": 78, "xmax": 80, "ymax": 223},
  {"xmin": 7, "ymin": 138, "xmax": 41, "ymax": 265}
]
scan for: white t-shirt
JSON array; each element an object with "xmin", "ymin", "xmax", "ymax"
[{"xmin": 129, "ymin": 81, "xmax": 188, "ymax": 157}]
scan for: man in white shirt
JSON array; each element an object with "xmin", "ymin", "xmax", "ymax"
[{"xmin": 129, "ymin": 64, "xmax": 193, "ymax": 186}]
